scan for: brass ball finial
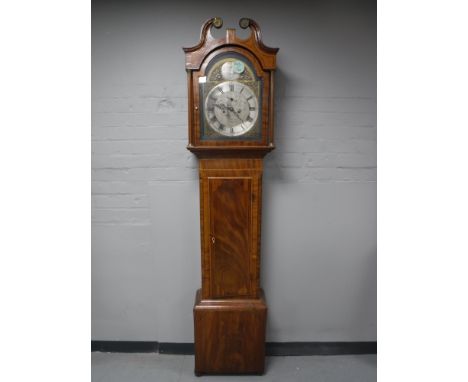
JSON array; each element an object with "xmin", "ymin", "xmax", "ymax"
[
  {"xmin": 239, "ymin": 18, "xmax": 250, "ymax": 29},
  {"xmin": 212, "ymin": 17, "xmax": 223, "ymax": 28}
]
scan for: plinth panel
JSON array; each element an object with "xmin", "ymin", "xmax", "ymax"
[{"xmin": 193, "ymin": 289, "xmax": 267, "ymax": 375}]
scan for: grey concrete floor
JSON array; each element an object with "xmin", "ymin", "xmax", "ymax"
[{"xmin": 92, "ymin": 353, "xmax": 376, "ymax": 382}]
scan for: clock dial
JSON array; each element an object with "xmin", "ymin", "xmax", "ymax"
[
  {"xmin": 199, "ymin": 54, "xmax": 262, "ymax": 141},
  {"xmin": 204, "ymin": 81, "xmax": 259, "ymax": 137}
]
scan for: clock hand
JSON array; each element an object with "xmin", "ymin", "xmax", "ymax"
[
  {"xmin": 214, "ymin": 103, "xmax": 239, "ymax": 124},
  {"xmin": 227, "ymin": 106, "xmax": 243, "ymax": 122},
  {"xmin": 214, "ymin": 103, "xmax": 227, "ymax": 111}
]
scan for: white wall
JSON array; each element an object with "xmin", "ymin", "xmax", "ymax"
[{"xmin": 92, "ymin": 0, "xmax": 376, "ymax": 342}]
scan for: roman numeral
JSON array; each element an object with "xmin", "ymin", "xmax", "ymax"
[
  {"xmin": 247, "ymin": 96, "xmax": 253, "ymax": 101},
  {"xmin": 249, "ymin": 106, "xmax": 256, "ymax": 111},
  {"xmin": 229, "ymin": 83, "xmax": 234, "ymax": 92},
  {"xmin": 246, "ymin": 116, "xmax": 253, "ymax": 122}
]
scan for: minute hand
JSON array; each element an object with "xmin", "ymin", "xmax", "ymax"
[{"xmin": 227, "ymin": 106, "xmax": 243, "ymax": 122}]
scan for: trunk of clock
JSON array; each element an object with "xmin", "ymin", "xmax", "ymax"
[{"xmin": 194, "ymin": 157, "xmax": 266, "ymax": 375}]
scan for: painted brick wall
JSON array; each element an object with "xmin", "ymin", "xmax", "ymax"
[{"xmin": 92, "ymin": 0, "xmax": 376, "ymax": 342}]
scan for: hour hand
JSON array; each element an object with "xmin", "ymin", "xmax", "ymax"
[
  {"xmin": 214, "ymin": 103, "xmax": 227, "ymax": 111},
  {"xmin": 227, "ymin": 106, "xmax": 243, "ymax": 121}
]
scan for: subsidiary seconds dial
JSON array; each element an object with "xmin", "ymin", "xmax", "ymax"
[{"xmin": 204, "ymin": 81, "xmax": 259, "ymax": 137}]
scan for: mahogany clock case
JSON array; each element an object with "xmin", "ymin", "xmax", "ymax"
[{"xmin": 184, "ymin": 17, "xmax": 278, "ymax": 375}]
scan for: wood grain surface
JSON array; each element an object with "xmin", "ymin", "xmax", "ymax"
[
  {"xmin": 194, "ymin": 289, "xmax": 267, "ymax": 375},
  {"xmin": 184, "ymin": 18, "xmax": 278, "ymax": 375},
  {"xmin": 199, "ymin": 158, "xmax": 263, "ymax": 300}
]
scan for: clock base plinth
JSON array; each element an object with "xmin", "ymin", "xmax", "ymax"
[{"xmin": 193, "ymin": 289, "xmax": 267, "ymax": 375}]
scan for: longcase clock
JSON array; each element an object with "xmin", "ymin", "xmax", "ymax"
[{"xmin": 183, "ymin": 17, "xmax": 278, "ymax": 375}]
